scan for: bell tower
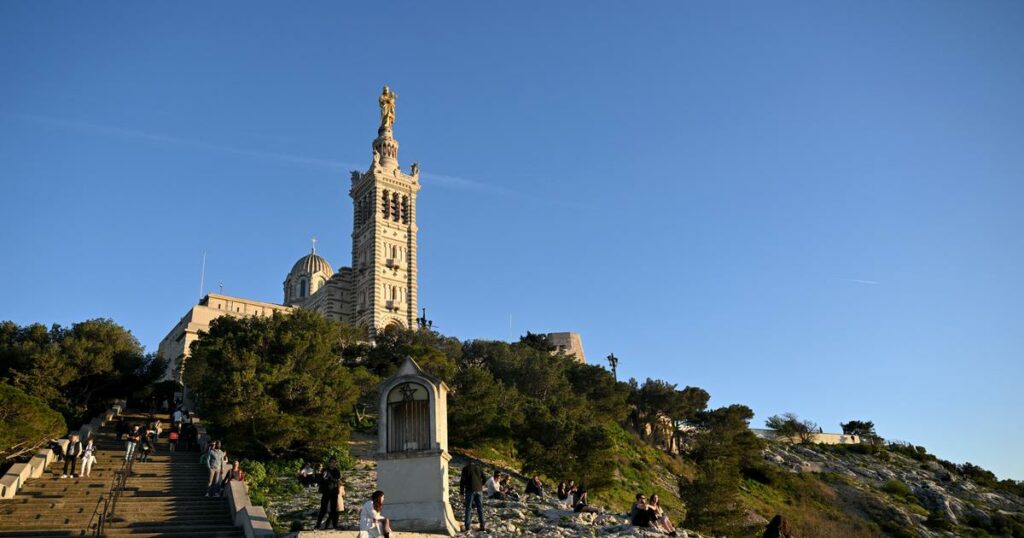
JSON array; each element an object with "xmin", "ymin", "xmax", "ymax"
[{"xmin": 348, "ymin": 86, "xmax": 421, "ymax": 333}]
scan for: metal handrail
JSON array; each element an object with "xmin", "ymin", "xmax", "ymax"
[{"xmin": 88, "ymin": 444, "xmax": 136, "ymax": 537}]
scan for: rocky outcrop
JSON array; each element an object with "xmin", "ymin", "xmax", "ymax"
[{"xmin": 762, "ymin": 443, "xmax": 1024, "ymax": 537}]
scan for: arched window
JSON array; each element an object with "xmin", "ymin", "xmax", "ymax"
[
  {"xmin": 401, "ymin": 196, "xmax": 409, "ymax": 224},
  {"xmin": 300, "ymin": 279, "xmax": 308, "ymax": 298},
  {"xmin": 386, "ymin": 382, "xmax": 430, "ymax": 452},
  {"xmin": 392, "ymin": 192, "xmax": 401, "ymax": 222},
  {"xmin": 382, "ymin": 190, "xmax": 391, "ymax": 218}
]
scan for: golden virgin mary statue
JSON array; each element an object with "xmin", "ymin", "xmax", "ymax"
[{"xmin": 379, "ymin": 86, "xmax": 397, "ymax": 131}]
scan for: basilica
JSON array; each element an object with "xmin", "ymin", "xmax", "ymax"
[{"xmin": 158, "ymin": 87, "xmax": 423, "ymax": 379}]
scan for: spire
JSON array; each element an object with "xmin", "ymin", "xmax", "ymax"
[{"xmin": 311, "ymin": 236, "xmax": 318, "ymax": 254}]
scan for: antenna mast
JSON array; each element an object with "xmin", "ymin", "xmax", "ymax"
[{"xmin": 198, "ymin": 251, "xmax": 207, "ymax": 300}]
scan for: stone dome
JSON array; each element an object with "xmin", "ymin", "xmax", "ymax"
[
  {"xmin": 290, "ymin": 251, "xmax": 334, "ymax": 277},
  {"xmin": 284, "ymin": 248, "xmax": 334, "ymax": 305}
]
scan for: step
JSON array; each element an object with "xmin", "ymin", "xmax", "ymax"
[{"xmin": 0, "ymin": 513, "xmax": 232, "ymax": 528}]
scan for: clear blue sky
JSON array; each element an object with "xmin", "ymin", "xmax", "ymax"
[{"xmin": 2, "ymin": 2, "xmax": 1022, "ymax": 479}]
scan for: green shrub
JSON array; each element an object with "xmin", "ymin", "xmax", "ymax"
[
  {"xmin": 881, "ymin": 479, "xmax": 912, "ymax": 498},
  {"xmin": 325, "ymin": 445, "xmax": 355, "ymax": 470},
  {"xmin": 242, "ymin": 459, "xmax": 267, "ymax": 488},
  {"xmin": 925, "ymin": 511, "xmax": 954, "ymax": 531}
]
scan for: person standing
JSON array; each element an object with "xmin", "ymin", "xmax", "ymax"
[
  {"xmin": 314, "ymin": 457, "xmax": 344, "ymax": 530},
  {"xmin": 358, "ymin": 490, "xmax": 391, "ymax": 538},
  {"xmin": 62, "ymin": 434, "xmax": 82, "ymax": 478},
  {"xmin": 80, "ymin": 436, "xmax": 97, "ymax": 478},
  {"xmin": 205, "ymin": 441, "xmax": 225, "ymax": 496},
  {"xmin": 459, "ymin": 461, "xmax": 487, "ymax": 532},
  {"xmin": 125, "ymin": 425, "xmax": 142, "ymax": 461},
  {"xmin": 168, "ymin": 428, "xmax": 179, "ymax": 452}
]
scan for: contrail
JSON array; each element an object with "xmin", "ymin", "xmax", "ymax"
[
  {"xmin": 834, "ymin": 277, "xmax": 879, "ymax": 285},
  {"xmin": 4, "ymin": 112, "xmax": 515, "ymax": 195}
]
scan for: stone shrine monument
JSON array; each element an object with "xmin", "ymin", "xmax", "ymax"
[{"xmin": 376, "ymin": 357, "xmax": 459, "ymax": 535}]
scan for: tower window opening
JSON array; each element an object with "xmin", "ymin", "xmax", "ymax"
[
  {"xmin": 382, "ymin": 190, "xmax": 391, "ymax": 218},
  {"xmin": 392, "ymin": 192, "xmax": 401, "ymax": 222},
  {"xmin": 401, "ymin": 196, "xmax": 409, "ymax": 224}
]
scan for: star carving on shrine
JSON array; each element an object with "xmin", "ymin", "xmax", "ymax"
[{"xmin": 398, "ymin": 383, "xmax": 418, "ymax": 402}]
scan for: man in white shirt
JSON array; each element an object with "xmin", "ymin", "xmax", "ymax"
[
  {"xmin": 485, "ymin": 471, "xmax": 505, "ymax": 500},
  {"xmin": 358, "ymin": 490, "xmax": 390, "ymax": 538}
]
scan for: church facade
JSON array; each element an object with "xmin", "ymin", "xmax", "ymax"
[{"xmin": 158, "ymin": 87, "xmax": 422, "ymax": 380}]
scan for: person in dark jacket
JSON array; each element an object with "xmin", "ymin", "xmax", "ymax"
[
  {"xmin": 314, "ymin": 457, "xmax": 344, "ymax": 530},
  {"xmin": 630, "ymin": 493, "xmax": 654, "ymax": 527},
  {"xmin": 762, "ymin": 514, "xmax": 794, "ymax": 538},
  {"xmin": 62, "ymin": 434, "xmax": 82, "ymax": 478},
  {"xmin": 524, "ymin": 476, "xmax": 544, "ymax": 497},
  {"xmin": 459, "ymin": 461, "xmax": 487, "ymax": 532}
]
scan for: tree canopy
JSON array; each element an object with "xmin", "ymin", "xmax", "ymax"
[
  {"xmin": 0, "ymin": 319, "xmax": 164, "ymax": 424},
  {"xmin": 766, "ymin": 412, "xmax": 819, "ymax": 444},
  {"xmin": 184, "ymin": 310, "xmax": 364, "ymax": 460},
  {"xmin": 0, "ymin": 382, "xmax": 66, "ymax": 461}
]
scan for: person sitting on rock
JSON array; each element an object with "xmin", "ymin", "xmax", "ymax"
[
  {"xmin": 572, "ymin": 487, "xmax": 600, "ymax": 514},
  {"xmin": 762, "ymin": 514, "xmax": 794, "ymax": 538},
  {"xmin": 525, "ymin": 476, "xmax": 544, "ymax": 497},
  {"xmin": 649, "ymin": 494, "xmax": 678, "ymax": 536},
  {"xmin": 499, "ymin": 473, "xmax": 521, "ymax": 501},
  {"xmin": 298, "ymin": 462, "xmax": 316, "ymax": 487},
  {"xmin": 557, "ymin": 481, "xmax": 568, "ymax": 501},
  {"xmin": 630, "ymin": 493, "xmax": 654, "ymax": 527},
  {"xmin": 486, "ymin": 470, "xmax": 505, "ymax": 500},
  {"xmin": 358, "ymin": 490, "xmax": 391, "ymax": 538}
]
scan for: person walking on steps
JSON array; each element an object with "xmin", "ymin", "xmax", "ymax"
[
  {"xmin": 80, "ymin": 436, "xmax": 97, "ymax": 478},
  {"xmin": 62, "ymin": 433, "xmax": 82, "ymax": 478},
  {"xmin": 205, "ymin": 441, "xmax": 225, "ymax": 496},
  {"xmin": 125, "ymin": 425, "xmax": 142, "ymax": 461},
  {"xmin": 314, "ymin": 457, "xmax": 345, "ymax": 530},
  {"xmin": 459, "ymin": 461, "xmax": 487, "ymax": 532}
]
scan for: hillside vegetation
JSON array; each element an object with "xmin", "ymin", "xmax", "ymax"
[{"xmin": 7, "ymin": 313, "xmax": 1020, "ymax": 536}]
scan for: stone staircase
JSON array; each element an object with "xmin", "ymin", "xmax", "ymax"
[{"xmin": 0, "ymin": 412, "xmax": 243, "ymax": 537}]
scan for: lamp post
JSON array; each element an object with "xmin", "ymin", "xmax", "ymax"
[
  {"xmin": 416, "ymin": 307, "xmax": 433, "ymax": 331},
  {"xmin": 607, "ymin": 353, "xmax": 619, "ymax": 381}
]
